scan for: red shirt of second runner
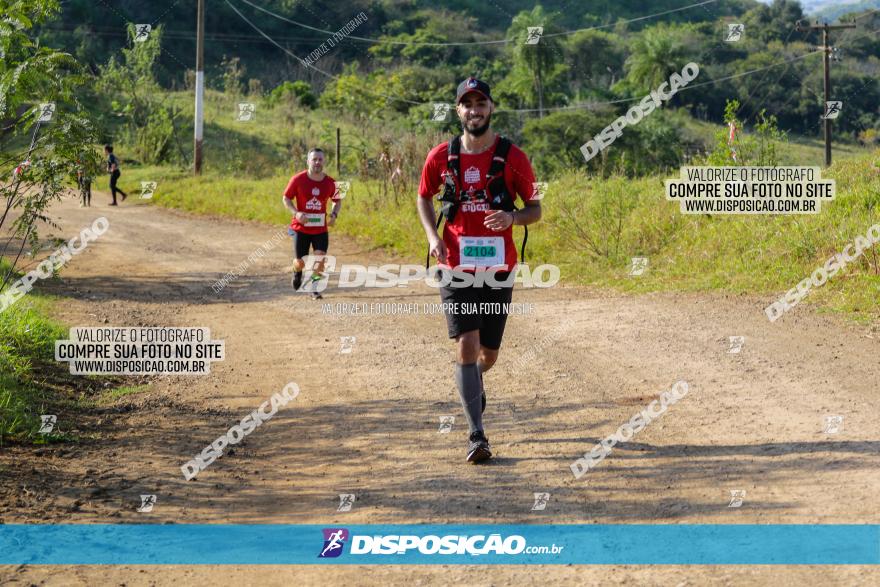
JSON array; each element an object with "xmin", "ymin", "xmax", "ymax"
[
  {"xmin": 283, "ymin": 171, "xmax": 339, "ymax": 234},
  {"xmin": 418, "ymin": 136, "xmax": 537, "ymax": 271}
]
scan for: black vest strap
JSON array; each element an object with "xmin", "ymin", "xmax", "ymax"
[{"xmin": 428, "ymin": 135, "xmax": 529, "ymax": 268}]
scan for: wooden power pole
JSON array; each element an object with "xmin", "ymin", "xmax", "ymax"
[
  {"xmin": 796, "ymin": 20, "xmax": 856, "ymax": 167},
  {"xmin": 335, "ymin": 127, "xmax": 341, "ymax": 176},
  {"xmin": 194, "ymin": 0, "xmax": 206, "ymax": 174}
]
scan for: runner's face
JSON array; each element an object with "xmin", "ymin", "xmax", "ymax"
[
  {"xmin": 308, "ymin": 152, "xmax": 324, "ymax": 174},
  {"xmin": 457, "ymin": 93, "xmax": 493, "ymax": 137}
]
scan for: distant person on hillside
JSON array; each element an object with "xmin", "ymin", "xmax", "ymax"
[{"xmin": 104, "ymin": 145, "xmax": 127, "ymax": 206}]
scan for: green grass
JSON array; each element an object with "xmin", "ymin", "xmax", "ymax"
[
  {"xmin": 678, "ymin": 116, "xmax": 871, "ymax": 166},
  {"xmin": 123, "ymin": 145, "xmax": 880, "ymax": 322},
  {"xmin": 99, "ymin": 384, "xmax": 149, "ymax": 404},
  {"xmin": 106, "ymin": 90, "xmax": 880, "ymax": 321},
  {"xmin": 0, "ymin": 261, "xmax": 70, "ymax": 444},
  {"xmin": 0, "ymin": 259, "xmax": 152, "ymax": 444}
]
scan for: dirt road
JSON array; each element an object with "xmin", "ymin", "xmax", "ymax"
[{"xmin": 2, "ymin": 192, "xmax": 878, "ymax": 585}]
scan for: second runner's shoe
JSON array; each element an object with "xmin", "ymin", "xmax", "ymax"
[{"xmin": 466, "ymin": 430, "xmax": 492, "ymax": 463}]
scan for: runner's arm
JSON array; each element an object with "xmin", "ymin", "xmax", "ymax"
[
  {"xmin": 328, "ymin": 200, "xmax": 342, "ymax": 226},
  {"xmin": 282, "ymin": 195, "xmax": 304, "ymax": 221},
  {"xmin": 512, "ymin": 201, "xmax": 541, "ymax": 226},
  {"xmin": 417, "ymin": 196, "xmax": 447, "ymax": 262}
]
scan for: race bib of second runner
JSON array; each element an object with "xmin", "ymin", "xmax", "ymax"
[
  {"xmin": 459, "ymin": 236, "xmax": 504, "ymax": 268},
  {"xmin": 302, "ymin": 213, "xmax": 325, "ymax": 227}
]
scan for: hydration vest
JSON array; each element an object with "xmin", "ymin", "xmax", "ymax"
[{"xmin": 427, "ymin": 135, "xmax": 529, "ymax": 269}]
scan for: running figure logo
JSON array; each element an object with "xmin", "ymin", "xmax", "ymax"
[
  {"xmin": 140, "ymin": 181, "xmax": 157, "ymax": 199},
  {"xmin": 432, "ymin": 103, "xmax": 451, "ymax": 122},
  {"xmin": 531, "ymin": 182, "xmax": 548, "ymax": 201},
  {"xmin": 438, "ymin": 415, "xmax": 455, "ymax": 433},
  {"xmin": 318, "ymin": 528, "xmax": 349, "ymax": 558},
  {"xmin": 300, "ymin": 254, "xmax": 335, "ymax": 294},
  {"xmin": 823, "ymin": 101, "xmax": 842, "ymax": 120},
  {"xmin": 525, "ymin": 26, "xmax": 543, "ymax": 44},
  {"xmin": 134, "ymin": 24, "xmax": 152, "ymax": 42},
  {"xmin": 337, "ymin": 494, "xmax": 355, "ymax": 512},
  {"xmin": 339, "ymin": 336, "xmax": 356, "ymax": 354},
  {"xmin": 237, "ymin": 103, "xmax": 256, "ymax": 122},
  {"xmin": 725, "ymin": 24, "xmax": 744, "ymax": 42},
  {"xmin": 728, "ymin": 489, "xmax": 746, "ymax": 508},
  {"xmin": 37, "ymin": 103, "xmax": 55, "ymax": 122},
  {"xmin": 334, "ymin": 181, "xmax": 350, "ymax": 199},
  {"xmin": 38, "ymin": 415, "xmax": 57, "ymax": 434},
  {"xmin": 728, "ymin": 336, "xmax": 745, "ymax": 354},
  {"xmin": 823, "ymin": 415, "xmax": 843, "ymax": 434},
  {"xmin": 137, "ymin": 494, "xmax": 157, "ymax": 513},
  {"xmin": 532, "ymin": 492, "xmax": 550, "ymax": 511},
  {"xmin": 629, "ymin": 257, "xmax": 648, "ymax": 276}
]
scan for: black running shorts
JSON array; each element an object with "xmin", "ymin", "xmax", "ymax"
[
  {"xmin": 438, "ymin": 271, "xmax": 513, "ymax": 350},
  {"xmin": 290, "ymin": 228, "xmax": 329, "ymax": 259}
]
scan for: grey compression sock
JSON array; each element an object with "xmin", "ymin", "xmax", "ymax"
[{"xmin": 455, "ymin": 362, "xmax": 484, "ymax": 433}]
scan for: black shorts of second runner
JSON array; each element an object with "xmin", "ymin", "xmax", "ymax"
[
  {"xmin": 439, "ymin": 272, "xmax": 513, "ymax": 350},
  {"xmin": 289, "ymin": 227, "xmax": 329, "ymax": 259}
]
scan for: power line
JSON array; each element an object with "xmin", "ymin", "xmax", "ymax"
[
  {"xmin": 497, "ymin": 51, "xmax": 824, "ymax": 113},
  {"xmin": 222, "ymin": 0, "xmax": 880, "ymax": 118},
  {"xmin": 543, "ymin": 0, "xmax": 720, "ymax": 38},
  {"xmin": 237, "ymin": 0, "xmax": 719, "ymax": 46},
  {"xmin": 223, "ymin": 0, "xmax": 423, "ymax": 107}
]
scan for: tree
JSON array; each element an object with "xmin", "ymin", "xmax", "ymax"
[
  {"xmin": 565, "ymin": 30, "xmax": 625, "ymax": 98},
  {"xmin": 0, "ymin": 0, "xmax": 99, "ymax": 293},
  {"xmin": 506, "ymin": 6, "xmax": 568, "ymax": 117},
  {"xmin": 623, "ymin": 23, "xmax": 691, "ymax": 93},
  {"xmin": 98, "ymin": 24, "xmax": 180, "ymax": 164}
]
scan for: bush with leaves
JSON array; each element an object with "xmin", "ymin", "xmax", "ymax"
[
  {"xmin": 265, "ymin": 80, "xmax": 317, "ymax": 109},
  {"xmin": 1, "ymin": 0, "xmax": 100, "ymax": 292},
  {"xmin": 703, "ymin": 99, "xmax": 786, "ymax": 167},
  {"xmin": 98, "ymin": 24, "xmax": 180, "ymax": 165}
]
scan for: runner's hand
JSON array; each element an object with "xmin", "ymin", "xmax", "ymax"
[
  {"xmin": 328, "ymin": 214, "xmax": 336, "ymax": 227},
  {"xmin": 484, "ymin": 210, "xmax": 513, "ymax": 232},
  {"xmin": 294, "ymin": 211, "xmax": 305, "ymax": 223},
  {"xmin": 429, "ymin": 236, "xmax": 447, "ymax": 263}
]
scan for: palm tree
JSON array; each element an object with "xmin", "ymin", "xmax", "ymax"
[
  {"xmin": 625, "ymin": 24, "xmax": 689, "ymax": 93},
  {"xmin": 508, "ymin": 6, "xmax": 564, "ymax": 118}
]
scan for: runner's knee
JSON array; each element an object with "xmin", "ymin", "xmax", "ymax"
[
  {"xmin": 478, "ymin": 348, "xmax": 499, "ymax": 371},
  {"xmin": 456, "ymin": 330, "xmax": 480, "ymax": 364}
]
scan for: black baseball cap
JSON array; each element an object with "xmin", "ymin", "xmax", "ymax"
[{"xmin": 456, "ymin": 77, "xmax": 493, "ymax": 104}]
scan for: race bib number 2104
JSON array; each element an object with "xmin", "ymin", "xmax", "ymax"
[{"xmin": 459, "ymin": 236, "xmax": 504, "ymax": 267}]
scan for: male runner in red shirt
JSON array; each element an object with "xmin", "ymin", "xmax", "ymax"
[
  {"xmin": 282, "ymin": 148, "xmax": 342, "ymax": 300},
  {"xmin": 417, "ymin": 77, "xmax": 542, "ymax": 463}
]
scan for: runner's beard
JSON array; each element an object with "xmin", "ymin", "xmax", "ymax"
[{"xmin": 462, "ymin": 113, "xmax": 492, "ymax": 137}]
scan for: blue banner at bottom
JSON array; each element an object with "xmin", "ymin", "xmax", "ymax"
[{"xmin": 1, "ymin": 525, "xmax": 877, "ymax": 565}]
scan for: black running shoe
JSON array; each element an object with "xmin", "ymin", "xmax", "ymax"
[
  {"xmin": 311, "ymin": 291, "xmax": 323, "ymax": 300},
  {"xmin": 291, "ymin": 271, "xmax": 302, "ymax": 291},
  {"xmin": 466, "ymin": 430, "xmax": 492, "ymax": 463}
]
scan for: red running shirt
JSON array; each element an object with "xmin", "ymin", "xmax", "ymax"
[
  {"xmin": 418, "ymin": 135, "xmax": 537, "ymax": 271},
  {"xmin": 283, "ymin": 171, "xmax": 339, "ymax": 234}
]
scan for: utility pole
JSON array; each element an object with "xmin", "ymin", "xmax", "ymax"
[
  {"xmin": 796, "ymin": 20, "xmax": 856, "ymax": 167},
  {"xmin": 194, "ymin": 0, "xmax": 206, "ymax": 175},
  {"xmin": 335, "ymin": 127, "xmax": 341, "ymax": 176}
]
